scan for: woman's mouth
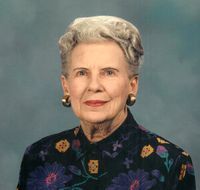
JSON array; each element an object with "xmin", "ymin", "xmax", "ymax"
[{"xmin": 84, "ymin": 100, "xmax": 108, "ymax": 107}]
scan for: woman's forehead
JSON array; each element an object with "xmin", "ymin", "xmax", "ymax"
[{"xmin": 69, "ymin": 41, "xmax": 127, "ymax": 67}]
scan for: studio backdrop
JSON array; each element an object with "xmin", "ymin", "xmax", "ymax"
[{"xmin": 0, "ymin": 0, "xmax": 199, "ymax": 189}]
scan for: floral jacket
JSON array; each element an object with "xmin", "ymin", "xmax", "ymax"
[{"xmin": 17, "ymin": 110, "xmax": 196, "ymax": 190}]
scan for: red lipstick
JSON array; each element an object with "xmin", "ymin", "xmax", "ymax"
[{"xmin": 84, "ymin": 100, "xmax": 108, "ymax": 107}]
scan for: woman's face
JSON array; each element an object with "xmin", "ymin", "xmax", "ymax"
[{"xmin": 61, "ymin": 41, "xmax": 138, "ymax": 124}]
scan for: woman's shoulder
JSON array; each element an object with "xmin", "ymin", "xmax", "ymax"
[
  {"xmin": 133, "ymin": 125, "xmax": 195, "ymax": 188},
  {"xmin": 136, "ymin": 125, "xmax": 190, "ymax": 158},
  {"xmin": 136, "ymin": 125, "xmax": 194, "ymax": 175},
  {"xmin": 23, "ymin": 126, "xmax": 79, "ymax": 156}
]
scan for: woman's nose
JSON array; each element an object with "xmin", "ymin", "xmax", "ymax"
[{"xmin": 87, "ymin": 75, "xmax": 103, "ymax": 92}]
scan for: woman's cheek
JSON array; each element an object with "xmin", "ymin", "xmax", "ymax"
[{"xmin": 69, "ymin": 79, "xmax": 81, "ymax": 94}]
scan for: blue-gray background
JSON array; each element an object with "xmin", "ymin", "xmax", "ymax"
[{"xmin": 0, "ymin": 0, "xmax": 199, "ymax": 189}]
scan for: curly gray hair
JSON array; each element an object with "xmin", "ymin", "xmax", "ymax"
[{"xmin": 58, "ymin": 16, "xmax": 144, "ymax": 77}]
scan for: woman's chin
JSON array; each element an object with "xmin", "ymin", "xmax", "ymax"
[{"xmin": 80, "ymin": 112, "xmax": 110, "ymax": 124}]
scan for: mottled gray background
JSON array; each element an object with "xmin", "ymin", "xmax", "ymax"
[{"xmin": 0, "ymin": 0, "xmax": 199, "ymax": 189}]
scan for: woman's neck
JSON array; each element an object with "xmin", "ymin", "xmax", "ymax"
[{"xmin": 80, "ymin": 108, "xmax": 128, "ymax": 143}]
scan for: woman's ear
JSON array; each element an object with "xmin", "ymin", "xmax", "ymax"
[
  {"xmin": 60, "ymin": 75, "xmax": 69, "ymax": 95},
  {"xmin": 129, "ymin": 75, "xmax": 139, "ymax": 96}
]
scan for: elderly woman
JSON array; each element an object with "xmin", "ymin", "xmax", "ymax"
[{"xmin": 17, "ymin": 16, "xmax": 196, "ymax": 190}]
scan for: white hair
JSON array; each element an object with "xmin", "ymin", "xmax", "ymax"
[{"xmin": 58, "ymin": 16, "xmax": 144, "ymax": 77}]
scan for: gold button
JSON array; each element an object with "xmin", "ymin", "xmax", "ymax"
[{"xmin": 88, "ymin": 160, "xmax": 99, "ymax": 174}]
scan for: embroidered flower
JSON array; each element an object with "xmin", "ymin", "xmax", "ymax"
[
  {"xmin": 55, "ymin": 139, "xmax": 70, "ymax": 153},
  {"xmin": 187, "ymin": 162, "xmax": 194, "ymax": 175},
  {"xmin": 156, "ymin": 145, "xmax": 173, "ymax": 172},
  {"xmin": 156, "ymin": 145, "xmax": 169, "ymax": 158},
  {"xmin": 72, "ymin": 139, "xmax": 81, "ymax": 151},
  {"xmin": 179, "ymin": 164, "xmax": 187, "ymax": 180},
  {"xmin": 151, "ymin": 170, "xmax": 165, "ymax": 182},
  {"xmin": 141, "ymin": 145, "xmax": 154, "ymax": 158},
  {"xmin": 112, "ymin": 140, "xmax": 122, "ymax": 151},
  {"xmin": 106, "ymin": 169, "xmax": 156, "ymax": 190},
  {"xmin": 27, "ymin": 162, "xmax": 72, "ymax": 190},
  {"xmin": 123, "ymin": 157, "xmax": 133, "ymax": 169},
  {"xmin": 39, "ymin": 150, "xmax": 48, "ymax": 161},
  {"xmin": 156, "ymin": 137, "xmax": 169, "ymax": 144}
]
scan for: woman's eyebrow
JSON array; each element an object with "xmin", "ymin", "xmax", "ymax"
[
  {"xmin": 72, "ymin": 67, "xmax": 88, "ymax": 71},
  {"xmin": 72, "ymin": 67, "xmax": 119, "ymax": 72},
  {"xmin": 101, "ymin": 67, "xmax": 119, "ymax": 72}
]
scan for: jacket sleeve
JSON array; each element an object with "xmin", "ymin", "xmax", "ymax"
[
  {"xmin": 172, "ymin": 152, "xmax": 196, "ymax": 190},
  {"xmin": 16, "ymin": 146, "xmax": 31, "ymax": 190}
]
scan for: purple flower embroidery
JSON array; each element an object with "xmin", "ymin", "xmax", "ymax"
[
  {"xmin": 156, "ymin": 146, "xmax": 173, "ymax": 172},
  {"xmin": 123, "ymin": 157, "xmax": 133, "ymax": 169},
  {"xmin": 156, "ymin": 145, "xmax": 169, "ymax": 158},
  {"xmin": 39, "ymin": 150, "xmax": 48, "ymax": 161},
  {"xmin": 151, "ymin": 170, "xmax": 165, "ymax": 182},
  {"xmin": 106, "ymin": 169, "xmax": 156, "ymax": 190},
  {"xmin": 187, "ymin": 163, "xmax": 195, "ymax": 175},
  {"xmin": 27, "ymin": 162, "xmax": 72, "ymax": 190},
  {"xmin": 112, "ymin": 140, "xmax": 122, "ymax": 151},
  {"xmin": 72, "ymin": 139, "xmax": 81, "ymax": 151}
]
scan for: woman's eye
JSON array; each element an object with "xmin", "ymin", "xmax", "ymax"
[
  {"xmin": 77, "ymin": 70, "xmax": 87, "ymax": 76},
  {"xmin": 105, "ymin": 70, "xmax": 115, "ymax": 76}
]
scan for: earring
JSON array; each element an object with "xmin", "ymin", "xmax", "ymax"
[
  {"xmin": 61, "ymin": 94, "xmax": 71, "ymax": 107},
  {"xmin": 126, "ymin": 93, "xmax": 136, "ymax": 106}
]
